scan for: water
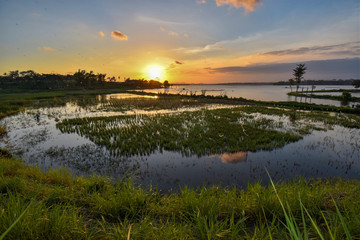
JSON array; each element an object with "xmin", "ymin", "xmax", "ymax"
[
  {"xmin": 141, "ymin": 84, "xmax": 358, "ymax": 106},
  {"xmin": 1, "ymin": 93, "xmax": 359, "ymax": 192}
]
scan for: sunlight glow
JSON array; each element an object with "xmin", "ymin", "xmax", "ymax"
[{"xmin": 146, "ymin": 65, "xmax": 164, "ymax": 80}]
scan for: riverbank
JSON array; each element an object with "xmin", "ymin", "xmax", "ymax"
[{"xmin": 1, "ymin": 152, "xmax": 359, "ymax": 239}]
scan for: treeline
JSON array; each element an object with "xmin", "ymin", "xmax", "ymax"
[
  {"xmin": 0, "ymin": 70, "xmax": 168, "ymax": 90},
  {"xmin": 275, "ymin": 79, "xmax": 359, "ymax": 86}
]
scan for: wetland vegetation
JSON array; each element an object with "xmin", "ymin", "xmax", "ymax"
[{"xmin": 1, "ymin": 86, "xmax": 360, "ymax": 239}]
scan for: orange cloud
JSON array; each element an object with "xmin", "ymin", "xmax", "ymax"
[
  {"xmin": 111, "ymin": 30, "xmax": 128, "ymax": 40},
  {"xmin": 184, "ymin": 33, "xmax": 189, "ymax": 37},
  {"xmin": 43, "ymin": 46, "xmax": 54, "ymax": 51},
  {"xmin": 216, "ymin": 0, "xmax": 261, "ymax": 12},
  {"xmin": 99, "ymin": 31, "xmax": 105, "ymax": 37},
  {"xmin": 197, "ymin": 0, "xmax": 207, "ymax": 4}
]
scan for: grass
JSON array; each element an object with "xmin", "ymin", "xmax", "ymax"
[
  {"xmin": 1, "ymin": 87, "xmax": 359, "ymax": 120},
  {"xmin": 56, "ymin": 107, "xmax": 305, "ymax": 156},
  {"xmin": 1, "ymin": 89, "xmax": 360, "ymax": 238},
  {"xmin": 0, "ymin": 153, "xmax": 359, "ymax": 239},
  {"xmin": 0, "ymin": 124, "xmax": 6, "ymax": 137},
  {"xmin": 287, "ymin": 91, "xmax": 360, "ymax": 103},
  {"xmin": 56, "ymin": 105, "xmax": 359, "ymax": 157}
]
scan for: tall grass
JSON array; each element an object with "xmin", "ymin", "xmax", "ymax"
[{"xmin": 1, "ymin": 154, "xmax": 359, "ymax": 239}]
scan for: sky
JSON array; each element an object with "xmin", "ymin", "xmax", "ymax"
[{"xmin": 0, "ymin": 0, "xmax": 359, "ymax": 83}]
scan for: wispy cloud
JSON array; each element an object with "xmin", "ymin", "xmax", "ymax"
[
  {"xmin": 216, "ymin": 0, "xmax": 262, "ymax": 13},
  {"xmin": 168, "ymin": 31, "xmax": 179, "ymax": 37},
  {"xmin": 261, "ymin": 42, "xmax": 360, "ymax": 57},
  {"xmin": 98, "ymin": 31, "xmax": 105, "ymax": 37},
  {"xmin": 176, "ymin": 33, "xmax": 261, "ymax": 54},
  {"xmin": 137, "ymin": 15, "xmax": 184, "ymax": 26},
  {"xmin": 111, "ymin": 30, "xmax": 128, "ymax": 40},
  {"xmin": 207, "ymin": 58, "xmax": 360, "ymax": 76},
  {"xmin": 197, "ymin": 0, "xmax": 207, "ymax": 4},
  {"xmin": 31, "ymin": 13, "xmax": 41, "ymax": 17}
]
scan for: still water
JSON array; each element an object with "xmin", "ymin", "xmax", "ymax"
[
  {"xmin": 141, "ymin": 84, "xmax": 357, "ymax": 107},
  {"xmin": 1, "ymin": 94, "xmax": 359, "ymax": 191}
]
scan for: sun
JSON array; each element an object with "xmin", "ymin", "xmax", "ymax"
[{"xmin": 146, "ymin": 65, "xmax": 164, "ymax": 80}]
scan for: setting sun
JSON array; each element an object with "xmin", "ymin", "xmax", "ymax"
[{"xmin": 146, "ymin": 65, "xmax": 164, "ymax": 80}]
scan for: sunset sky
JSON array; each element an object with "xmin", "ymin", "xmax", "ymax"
[{"xmin": 0, "ymin": 0, "xmax": 359, "ymax": 83}]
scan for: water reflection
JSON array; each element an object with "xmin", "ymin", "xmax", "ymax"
[
  {"xmin": 99, "ymin": 93, "xmax": 158, "ymax": 100},
  {"xmin": 1, "ymin": 92, "xmax": 360, "ymax": 192},
  {"xmin": 139, "ymin": 84, "xmax": 357, "ymax": 107},
  {"xmin": 213, "ymin": 152, "xmax": 248, "ymax": 164}
]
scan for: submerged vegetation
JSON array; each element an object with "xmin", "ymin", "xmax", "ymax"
[{"xmin": 1, "ymin": 154, "xmax": 359, "ymax": 239}]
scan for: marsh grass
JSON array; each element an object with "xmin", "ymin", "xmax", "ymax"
[
  {"xmin": 57, "ymin": 107, "xmax": 305, "ymax": 157},
  {"xmin": 1, "ymin": 154, "xmax": 359, "ymax": 239},
  {"xmin": 0, "ymin": 124, "xmax": 6, "ymax": 137},
  {"xmin": 56, "ymin": 105, "xmax": 359, "ymax": 157}
]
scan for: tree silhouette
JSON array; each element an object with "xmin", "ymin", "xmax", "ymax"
[
  {"xmin": 288, "ymin": 78, "xmax": 294, "ymax": 92},
  {"xmin": 163, "ymin": 80, "xmax": 170, "ymax": 88},
  {"xmin": 293, "ymin": 64, "xmax": 306, "ymax": 92},
  {"xmin": 352, "ymin": 80, "xmax": 360, "ymax": 88}
]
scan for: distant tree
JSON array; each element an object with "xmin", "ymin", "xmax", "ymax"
[
  {"xmin": 8, "ymin": 70, "xmax": 19, "ymax": 79},
  {"xmin": 163, "ymin": 80, "xmax": 170, "ymax": 88},
  {"xmin": 292, "ymin": 64, "xmax": 307, "ymax": 92},
  {"xmin": 352, "ymin": 80, "xmax": 360, "ymax": 88},
  {"xmin": 288, "ymin": 78, "xmax": 294, "ymax": 92}
]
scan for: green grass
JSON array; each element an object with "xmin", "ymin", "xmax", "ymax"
[
  {"xmin": 0, "ymin": 154, "xmax": 359, "ymax": 239},
  {"xmin": 287, "ymin": 91, "xmax": 360, "ymax": 103},
  {"xmin": 56, "ymin": 107, "xmax": 304, "ymax": 156},
  {"xmin": 56, "ymin": 105, "xmax": 359, "ymax": 157}
]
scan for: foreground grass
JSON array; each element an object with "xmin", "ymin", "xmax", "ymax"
[{"xmin": 1, "ymin": 152, "xmax": 359, "ymax": 239}]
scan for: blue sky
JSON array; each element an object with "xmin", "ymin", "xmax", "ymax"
[{"xmin": 0, "ymin": 0, "xmax": 359, "ymax": 83}]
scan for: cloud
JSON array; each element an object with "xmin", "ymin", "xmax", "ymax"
[
  {"xmin": 207, "ymin": 58, "xmax": 360, "ymax": 77},
  {"xmin": 160, "ymin": 27, "xmax": 166, "ymax": 32},
  {"xmin": 176, "ymin": 33, "xmax": 261, "ymax": 54},
  {"xmin": 262, "ymin": 42, "xmax": 360, "ymax": 57},
  {"xmin": 197, "ymin": 0, "xmax": 207, "ymax": 4},
  {"xmin": 168, "ymin": 31, "xmax": 179, "ymax": 37},
  {"xmin": 43, "ymin": 46, "xmax": 54, "ymax": 51},
  {"xmin": 31, "ymin": 13, "xmax": 41, "ymax": 17},
  {"xmin": 168, "ymin": 60, "xmax": 185, "ymax": 70},
  {"xmin": 184, "ymin": 33, "xmax": 189, "ymax": 37},
  {"xmin": 98, "ymin": 31, "xmax": 105, "ymax": 37},
  {"xmin": 111, "ymin": 30, "xmax": 128, "ymax": 40},
  {"xmin": 216, "ymin": 0, "xmax": 262, "ymax": 12},
  {"xmin": 137, "ymin": 15, "xmax": 184, "ymax": 26}
]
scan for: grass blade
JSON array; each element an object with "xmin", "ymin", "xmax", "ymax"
[
  {"xmin": 333, "ymin": 199, "xmax": 352, "ymax": 240},
  {"xmin": 0, "ymin": 200, "xmax": 32, "ymax": 240}
]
